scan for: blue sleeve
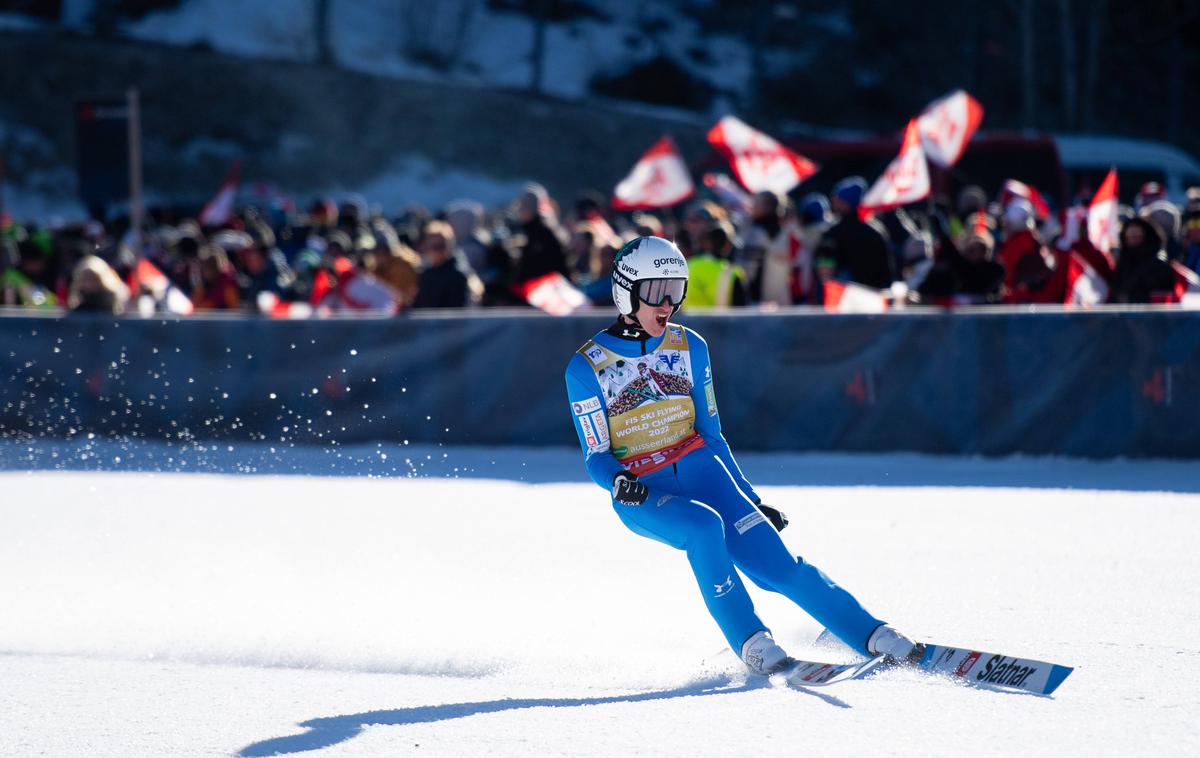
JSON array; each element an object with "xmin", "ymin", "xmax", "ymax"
[
  {"xmin": 565, "ymin": 354, "xmax": 624, "ymax": 491},
  {"xmin": 687, "ymin": 329, "xmax": 762, "ymax": 503}
]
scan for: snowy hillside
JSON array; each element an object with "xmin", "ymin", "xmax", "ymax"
[
  {"xmin": 3, "ymin": 445, "xmax": 1198, "ymax": 756},
  {"xmin": 121, "ymin": 0, "xmax": 757, "ymax": 106}
]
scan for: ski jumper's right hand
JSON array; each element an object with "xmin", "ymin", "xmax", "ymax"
[{"xmin": 612, "ymin": 471, "xmax": 649, "ymax": 505}]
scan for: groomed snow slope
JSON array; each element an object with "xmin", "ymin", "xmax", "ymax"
[{"xmin": 1, "ymin": 449, "xmax": 1197, "ymax": 757}]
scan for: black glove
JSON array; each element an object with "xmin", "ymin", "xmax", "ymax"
[
  {"xmin": 612, "ymin": 471, "xmax": 649, "ymax": 505},
  {"xmin": 756, "ymin": 501, "xmax": 789, "ymax": 531}
]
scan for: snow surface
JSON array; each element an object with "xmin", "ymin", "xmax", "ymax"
[{"xmin": 2, "ymin": 444, "xmax": 1198, "ymax": 757}]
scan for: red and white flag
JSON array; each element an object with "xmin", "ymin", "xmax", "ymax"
[
  {"xmin": 516, "ymin": 272, "xmax": 588, "ymax": 316},
  {"xmin": 1063, "ymin": 252, "xmax": 1109, "ymax": 307},
  {"xmin": 822, "ymin": 279, "xmax": 889, "ymax": 313},
  {"xmin": 612, "ymin": 136, "xmax": 694, "ymax": 211},
  {"xmin": 706, "ymin": 115, "xmax": 817, "ymax": 195},
  {"xmin": 1169, "ymin": 261, "xmax": 1200, "ymax": 309},
  {"xmin": 861, "ymin": 119, "xmax": 930, "ymax": 212},
  {"xmin": 256, "ymin": 291, "xmax": 315, "ymax": 319},
  {"xmin": 1001, "ymin": 179, "xmax": 1051, "ymax": 220},
  {"xmin": 133, "ymin": 258, "xmax": 193, "ymax": 314},
  {"xmin": 917, "ymin": 90, "xmax": 984, "ymax": 167},
  {"xmin": 198, "ymin": 162, "xmax": 241, "ymax": 226},
  {"xmin": 1087, "ymin": 168, "xmax": 1119, "ymax": 253}
]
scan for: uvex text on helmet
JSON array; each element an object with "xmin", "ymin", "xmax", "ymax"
[{"xmin": 611, "ymin": 236, "xmax": 689, "ymax": 315}]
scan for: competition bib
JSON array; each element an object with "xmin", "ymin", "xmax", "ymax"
[{"xmin": 578, "ymin": 324, "xmax": 705, "ymax": 473}]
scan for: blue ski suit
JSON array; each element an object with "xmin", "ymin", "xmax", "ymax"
[{"xmin": 565, "ymin": 320, "xmax": 884, "ymax": 656}]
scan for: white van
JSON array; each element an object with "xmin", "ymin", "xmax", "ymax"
[{"xmin": 1055, "ymin": 134, "xmax": 1200, "ymax": 205}]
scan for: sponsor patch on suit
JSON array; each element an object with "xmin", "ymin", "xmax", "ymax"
[
  {"xmin": 734, "ymin": 511, "xmax": 766, "ymax": 534},
  {"xmin": 573, "ymin": 396, "xmax": 601, "ymax": 415}
]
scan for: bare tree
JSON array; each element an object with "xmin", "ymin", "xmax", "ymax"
[
  {"xmin": 1057, "ymin": 0, "xmax": 1078, "ymax": 130},
  {"xmin": 530, "ymin": 0, "xmax": 549, "ymax": 94},
  {"xmin": 1018, "ymin": 0, "xmax": 1037, "ymax": 129},
  {"xmin": 398, "ymin": 0, "xmax": 481, "ymax": 72},
  {"xmin": 961, "ymin": 5, "xmax": 981, "ymax": 93},
  {"xmin": 1081, "ymin": 0, "xmax": 1107, "ymax": 132},
  {"xmin": 1167, "ymin": 3, "xmax": 1184, "ymax": 145},
  {"xmin": 315, "ymin": 0, "xmax": 333, "ymax": 66}
]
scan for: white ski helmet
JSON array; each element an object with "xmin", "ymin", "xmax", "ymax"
[{"xmin": 611, "ymin": 236, "xmax": 689, "ymax": 316}]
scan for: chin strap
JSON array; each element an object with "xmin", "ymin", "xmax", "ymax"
[{"xmin": 605, "ymin": 317, "xmax": 650, "ymax": 341}]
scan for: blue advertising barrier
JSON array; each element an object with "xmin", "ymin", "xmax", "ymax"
[{"xmin": 1, "ymin": 310, "xmax": 1197, "ymax": 459}]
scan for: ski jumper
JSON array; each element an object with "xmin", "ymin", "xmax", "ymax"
[{"xmin": 565, "ymin": 320, "xmax": 884, "ymax": 656}]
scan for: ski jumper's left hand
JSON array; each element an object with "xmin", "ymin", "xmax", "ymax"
[{"xmin": 756, "ymin": 501, "xmax": 789, "ymax": 531}]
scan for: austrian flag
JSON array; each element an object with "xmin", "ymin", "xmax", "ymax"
[
  {"xmin": 917, "ymin": 90, "xmax": 984, "ymax": 167},
  {"xmin": 612, "ymin": 136, "xmax": 694, "ymax": 210},
  {"xmin": 706, "ymin": 115, "xmax": 817, "ymax": 195},
  {"xmin": 1088, "ymin": 168, "xmax": 1119, "ymax": 253},
  {"xmin": 861, "ymin": 119, "xmax": 930, "ymax": 212},
  {"xmin": 198, "ymin": 162, "xmax": 240, "ymax": 226}
]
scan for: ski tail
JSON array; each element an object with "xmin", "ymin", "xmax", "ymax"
[
  {"xmin": 780, "ymin": 654, "xmax": 888, "ymax": 688},
  {"xmin": 918, "ymin": 644, "xmax": 1074, "ymax": 695}
]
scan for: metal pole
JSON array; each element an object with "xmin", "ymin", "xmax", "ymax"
[
  {"xmin": 127, "ymin": 87, "xmax": 144, "ymax": 257},
  {"xmin": 0, "ymin": 149, "xmax": 6, "ymax": 223}
]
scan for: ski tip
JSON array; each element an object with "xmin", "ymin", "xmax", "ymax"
[{"xmin": 1042, "ymin": 664, "xmax": 1074, "ymax": 696}]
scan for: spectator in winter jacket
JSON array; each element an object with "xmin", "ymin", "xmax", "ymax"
[
  {"xmin": 792, "ymin": 194, "xmax": 832, "ymax": 304},
  {"xmin": 1182, "ymin": 209, "xmax": 1200, "ymax": 274},
  {"xmin": 957, "ymin": 225, "xmax": 1005, "ymax": 303},
  {"xmin": 998, "ymin": 199, "xmax": 1065, "ymax": 304},
  {"xmin": 191, "ymin": 245, "xmax": 242, "ymax": 310},
  {"xmin": 911, "ymin": 214, "xmax": 965, "ymax": 305},
  {"xmin": 445, "ymin": 200, "xmax": 490, "ymax": 276},
  {"xmin": 743, "ymin": 190, "xmax": 797, "ymax": 305},
  {"xmin": 511, "ymin": 183, "xmax": 569, "ymax": 284},
  {"xmin": 2, "ymin": 238, "xmax": 59, "ymax": 308},
  {"xmin": 412, "ymin": 220, "xmax": 469, "ymax": 308},
  {"xmin": 68, "ymin": 254, "xmax": 129, "ymax": 314},
  {"xmin": 1111, "ymin": 217, "xmax": 1176, "ymax": 304},
  {"xmin": 1140, "ymin": 200, "xmax": 1183, "ymax": 261},
  {"xmin": 818, "ymin": 176, "xmax": 896, "ymax": 289},
  {"xmin": 362, "ymin": 236, "xmax": 421, "ymax": 308},
  {"xmin": 685, "ymin": 225, "xmax": 749, "ymax": 308},
  {"xmin": 676, "ymin": 201, "xmax": 723, "ymax": 258}
]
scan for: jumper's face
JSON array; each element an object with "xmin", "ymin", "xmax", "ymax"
[{"xmin": 633, "ymin": 298, "xmax": 673, "ymax": 338}]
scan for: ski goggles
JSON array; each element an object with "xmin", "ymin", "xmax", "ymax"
[{"xmin": 636, "ymin": 278, "xmax": 687, "ymax": 307}]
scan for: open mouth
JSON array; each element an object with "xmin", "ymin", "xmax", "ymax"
[{"xmin": 655, "ymin": 312, "xmax": 669, "ymax": 328}]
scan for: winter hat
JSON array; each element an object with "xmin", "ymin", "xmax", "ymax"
[
  {"xmin": 516, "ymin": 182, "xmax": 553, "ymax": 219},
  {"xmin": 833, "ymin": 176, "xmax": 868, "ymax": 209},
  {"xmin": 957, "ymin": 185, "xmax": 988, "ymax": 217},
  {"xmin": 1140, "ymin": 200, "xmax": 1181, "ymax": 242},
  {"xmin": 800, "ymin": 193, "xmax": 831, "ymax": 225},
  {"xmin": 1003, "ymin": 198, "xmax": 1035, "ymax": 232},
  {"xmin": 1185, "ymin": 186, "xmax": 1200, "ymax": 214},
  {"xmin": 1135, "ymin": 181, "xmax": 1166, "ymax": 211}
]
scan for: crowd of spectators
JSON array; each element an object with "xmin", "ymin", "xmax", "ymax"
[{"xmin": 3, "ymin": 174, "xmax": 1199, "ymax": 316}]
